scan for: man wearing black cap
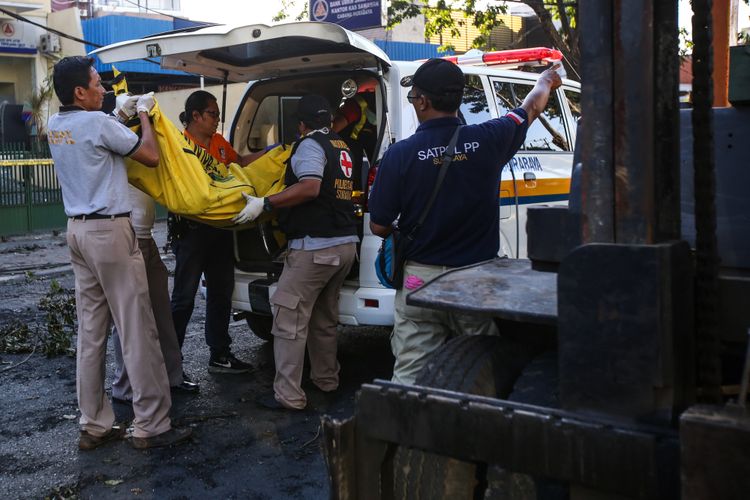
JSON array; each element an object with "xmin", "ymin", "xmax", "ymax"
[
  {"xmin": 236, "ymin": 94, "xmax": 359, "ymax": 410},
  {"xmin": 368, "ymin": 58, "xmax": 562, "ymax": 385}
]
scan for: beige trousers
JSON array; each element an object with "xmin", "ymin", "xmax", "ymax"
[
  {"xmin": 112, "ymin": 237, "xmax": 183, "ymax": 400},
  {"xmin": 67, "ymin": 217, "xmax": 172, "ymax": 438},
  {"xmin": 270, "ymin": 243, "xmax": 357, "ymax": 409},
  {"xmin": 391, "ymin": 261, "xmax": 498, "ymax": 386}
]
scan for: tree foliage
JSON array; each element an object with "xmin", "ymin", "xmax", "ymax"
[
  {"xmin": 274, "ymin": 1, "xmax": 579, "ymax": 73},
  {"xmin": 389, "ymin": 1, "xmax": 579, "ymax": 73}
]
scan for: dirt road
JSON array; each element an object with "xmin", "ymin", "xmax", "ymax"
[{"xmin": 0, "ymin": 223, "xmax": 393, "ymax": 499}]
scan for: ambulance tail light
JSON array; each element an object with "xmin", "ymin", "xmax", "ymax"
[{"xmin": 442, "ymin": 47, "xmax": 563, "ymax": 69}]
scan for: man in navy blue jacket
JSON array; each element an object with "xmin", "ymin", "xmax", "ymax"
[{"xmin": 369, "ymin": 58, "xmax": 561, "ymax": 385}]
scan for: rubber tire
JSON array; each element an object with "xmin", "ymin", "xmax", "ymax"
[
  {"xmin": 392, "ymin": 334, "xmax": 538, "ymax": 500},
  {"xmin": 484, "ymin": 352, "xmax": 567, "ymax": 500},
  {"xmin": 507, "ymin": 351, "xmax": 560, "ymax": 407},
  {"xmin": 245, "ymin": 313, "xmax": 273, "ymax": 342}
]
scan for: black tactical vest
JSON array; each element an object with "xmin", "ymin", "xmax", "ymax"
[{"xmin": 278, "ymin": 130, "xmax": 358, "ymax": 240}]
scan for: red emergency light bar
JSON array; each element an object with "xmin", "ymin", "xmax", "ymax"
[{"xmin": 442, "ymin": 47, "xmax": 563, "ymax": 67}]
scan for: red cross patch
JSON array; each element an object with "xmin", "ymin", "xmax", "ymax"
[{"xmin": 339, "ymin": 150, "xmax": 353, "ymax": 178}]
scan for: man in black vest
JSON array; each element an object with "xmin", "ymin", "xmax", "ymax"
[{"xmin": 235, "ymin": 94, "xmax": 359, "ymax": 410}]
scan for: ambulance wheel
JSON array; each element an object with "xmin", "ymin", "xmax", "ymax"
[
  {"xmin": 245, "ymin": 313, "xmax": 273, "ymax": 342},
  {"xmin": 392, "ymin": 334, "xmax": 537, "ymax": 500}
]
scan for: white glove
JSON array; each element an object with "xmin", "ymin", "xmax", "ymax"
[
  {"xmin": 114, "ymin": 94, "xmax": 138, "ymax": 123},
  {"xmin": 115, "ymin": 94, "xmax": 138, "ymax": 118},
  {"xmin": 232, "ymin": 192, "xmax": 264, "ymax": 224},
  {"xmin": 136, "ymin": 92, "xmax": 155, "ymax": 114}
]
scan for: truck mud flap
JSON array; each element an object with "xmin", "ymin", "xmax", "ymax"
[{"xmin": 321, "ymin": 415, "xmax": 393, "ymax": 500}]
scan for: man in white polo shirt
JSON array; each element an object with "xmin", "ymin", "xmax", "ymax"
[{"xmin": 48, "ymin": 56, "xmax": 191, "ymax": 450}]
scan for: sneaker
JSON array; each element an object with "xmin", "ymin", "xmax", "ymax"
[
  {"xmin": 171, "ymin": 379, "xmax": 200, "ymax": 394},
  {"xmin": 172, "ymin": 372, "xmax": 200, "ymax": 394},
  {"xmin": 79, "ymin": 425, "xmax": 126, "ymax": 450},
  {"xmin": 130, "ymin": 427, "xmax": 192, "ymax": 449},
  {"xmin": 208, "ymin": 353, "xmax": 253, "ymax": 374}
]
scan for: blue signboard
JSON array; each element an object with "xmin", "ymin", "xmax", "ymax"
[{"xmin": 309, "ymin": 0, "xmax": 384, "ymax": 31}]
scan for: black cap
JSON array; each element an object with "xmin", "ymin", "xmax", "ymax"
[
  {"xmin": 297, "ymin": 94, "xmax": 332, "ymax": 126},
  {"xmin": 400, "ymin": 58, "xmax": 464, "ymax": 96}
]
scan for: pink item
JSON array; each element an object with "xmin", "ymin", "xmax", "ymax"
[{"xmin": 404, "ymin": 274, "xmax": 425, "ymax": 290}]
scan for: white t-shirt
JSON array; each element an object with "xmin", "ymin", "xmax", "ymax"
[{"xmin": 48, "ymin": 108, "xmax": 140, "ymax": 217}]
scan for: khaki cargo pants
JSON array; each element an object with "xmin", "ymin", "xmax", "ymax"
[
  {"xmin": 270, "ymin": 243, "xmax": 357, "ymax": 409},
  {"xmin": 391, "ymin": 261, "xmax": 498, "ymax": 385}
]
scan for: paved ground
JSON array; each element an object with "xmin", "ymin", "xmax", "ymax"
[{"xmin": 0, "ymin": 222, "xmax": 394, "ymax": 499}]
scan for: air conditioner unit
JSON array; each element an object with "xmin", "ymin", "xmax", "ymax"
[{"xmin": 39, "ymin": 34, "xmax": 61, "ymax": 54}]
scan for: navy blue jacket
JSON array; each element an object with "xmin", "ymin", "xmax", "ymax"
[{"xmin": 369, "ymin": 109, "xmax": 528, "ymax": 267}]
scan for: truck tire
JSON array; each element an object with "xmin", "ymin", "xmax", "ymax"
[
  {"xmin": 483, "ymin": 352, "xmax": 567, "ymax": 500},
  {"xmin": 392, "ymin": 334, "xmax": 537, "ymax": 500},
  {"xmin": 507, "ymin": 351, "xmax": 559, "ymax": 407},
  {"xmin": 245, "ymin": 313, "xmax": 273, "ymax": 342}
]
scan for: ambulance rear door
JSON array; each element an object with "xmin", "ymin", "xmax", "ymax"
[{"xmin": 89, "ymin": 21, "xmax": 391, "ymax": 83}]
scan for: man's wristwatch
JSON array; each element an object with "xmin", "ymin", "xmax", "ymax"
[{"xmin": 263, "ymin": 197, "xmax": 274, "ymax": 213}]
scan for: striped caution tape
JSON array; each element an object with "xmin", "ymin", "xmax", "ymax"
[{"xmin": 0, "ymin": 159, "xmax": 55, "ymax": 166}]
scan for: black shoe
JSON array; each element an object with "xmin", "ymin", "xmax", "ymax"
[
  {"xmin": 255, "ymin": 392, "xmax": 302, "ymax": 411},
  {"xmin": 208, "ymin": 353, "xmax": 253, "ymax": 374},
  {"xmin": 130, "ymin": 427, "xmax": 192, "ymax": 449},
  {"xmin": 171, "ymin": 379, "xmax": 200, "ymax": 394},
  {"xmin": 79, "ymin": 425, "xmax": 126, "ymax": 450}
]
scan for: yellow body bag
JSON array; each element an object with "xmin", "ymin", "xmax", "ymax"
[{"xmin": 125, "ymin": 102, "xmax": 290, "ymax": 228}]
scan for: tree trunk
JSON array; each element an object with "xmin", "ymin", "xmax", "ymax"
[{"xmin": 524, "ymin": 0, "xmax": 580, "ymax": 74}]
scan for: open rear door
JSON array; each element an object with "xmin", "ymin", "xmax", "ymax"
[{"xmin": 89, "ymin": 21, "xmax": 391, "ymax": 82}]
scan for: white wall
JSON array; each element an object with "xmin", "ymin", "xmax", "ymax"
[{"xmin": 356, "ymin": 15, "xmax": 426, "ymax": 43}]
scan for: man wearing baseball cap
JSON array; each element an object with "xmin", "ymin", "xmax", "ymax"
[
  {"xmin": 369, "ymin": 58, "xmax": 562, "ymax": 385},
  {"xmin": 235, "ymin": 94, "xmax": 359, "ymax": 410}
]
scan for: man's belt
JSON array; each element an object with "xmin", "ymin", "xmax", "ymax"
[{"xmin": 70, "ymin": 212, "xmax": 131, "ymax": 221}]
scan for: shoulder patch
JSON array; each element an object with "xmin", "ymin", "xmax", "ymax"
[
  {"xmin": 329, "ymin": 139, "xmax": 349, "ymax": 149},
  {"xmin": 339, "ymin": 150, "xmax": 353, "ymax": 178}
]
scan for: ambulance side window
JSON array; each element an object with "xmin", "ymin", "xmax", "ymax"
[
  {"xmin": 513, "ymin": 83, "xmax": 569, "ymax": 151},
  {"xmin": 493, "ymin": 80, "xmax": 518, "ymax": 120},
  {"xmin": 492, "ymin": 80, "xmax": 570, "ymax": 152},
  {"xmin": 246, "ymin": 96, "xmax": 280, "ymax": 151},
  {"xmin": 459, "ymin": 74, "xmax": 492, "ymax": 125},
  {"xmin": 565, "ymin": 89, "xmax": 581, "ymax": 123}
]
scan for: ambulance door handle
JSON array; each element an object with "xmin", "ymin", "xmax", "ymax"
[{"xmin": 523, "ymin": 172, "xmax": 537, "ymax": 188}]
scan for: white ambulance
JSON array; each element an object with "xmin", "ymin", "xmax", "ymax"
[{"xmin": 91, "ymin": 22, "xmax": 580, "ymax": 340}]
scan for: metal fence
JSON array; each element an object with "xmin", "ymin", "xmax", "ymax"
[
  {"xmin": 0, "ymin": 143, "xmax": 67, "ymax": 236},
  {"xmin": 0, "ymin": 143, "xmax": 168, "ymax": 237}
]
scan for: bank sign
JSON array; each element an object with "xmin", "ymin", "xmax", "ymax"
[
  {"xmin": 0, "ymin": 20, "xmax": 40, "ymax": 55},
  {"xmin": 309, "ymin": 0, "xmax": 385, "ymax": 31}
]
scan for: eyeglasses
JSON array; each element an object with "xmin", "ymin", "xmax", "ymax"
[
  {"xmin": 202, "ymin": 110, "xmax": 221, "ymax": 119},
  {"xmin": 406, "ymin": 93, "xmax": 422, "ymax": 103}
]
